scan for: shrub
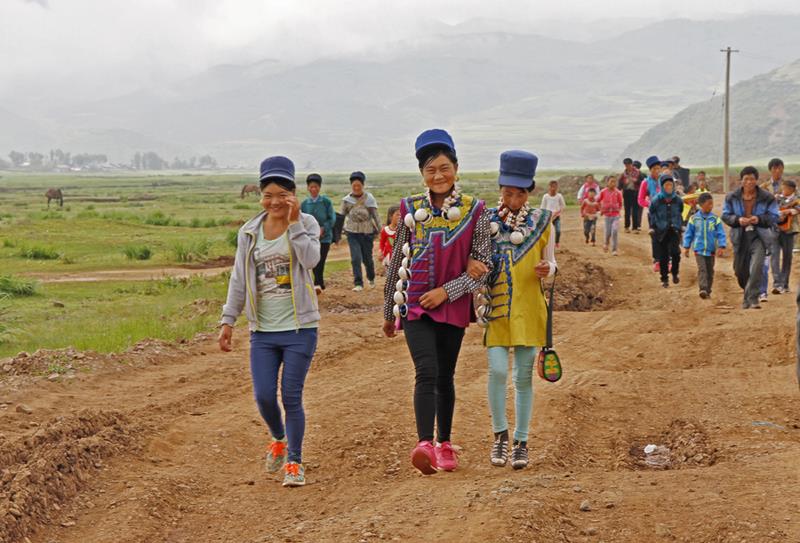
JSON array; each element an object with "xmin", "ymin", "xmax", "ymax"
[
  {"xmin": 226, "ymin": 230, "xmax": 239, "ymax": 248},
  {"xmin": 123, "ymin": 245, "xmax": 153, "ymax": 260},
  {"xmin": 19, "ymin": 246, "xmax": 60, "ymax": 260},
  {"xmin": 172, "ymin": 240, "xmax": 210, "ymax": 262},
  {"xmin": 0, "ymin": 275, "xmax": 37, "ymax": 296},
  {"xmin": 144, "ymin": 211, "xmax": 172, "ymax": 226},
  {"xmin": 2, "ymin": 239, "xmax": 16, "ymax": 248}
]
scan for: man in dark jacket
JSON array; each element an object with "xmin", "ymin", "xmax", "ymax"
[
  {"xmin": 721, "ymin": 166, "xmax": 780, "ymax": 309},
  {"xmin": 649, "ymin": 174, "xmax": 684, "ymax": 288}
]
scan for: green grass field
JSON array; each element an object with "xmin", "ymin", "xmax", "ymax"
[{"xmin": 2, "ymin": 165, "xmax": 795, "ymax": 358}]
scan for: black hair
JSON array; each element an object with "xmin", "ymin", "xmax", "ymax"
[
  {"xmin": 768, "ymin": 158, "xmax": 784, "ymax": 171},
  {"xmin": 417, "ymin": 144, "xmax": 458, "ymax": 170},
  {"xmin": 587, "ymin": 187, "xmax": 597, "ymax": 194},
  {"xmin": 688, "ymin": 182, "xmax": 698, "ymax": 191},
  {"xmin": 623, "ymin": 158, "xmax": 633, "ymax": 165},
  {"xmin": 633, "ymin": 160, "xmax": 642, "ymax": 168},
  {"xmin": 306, "ymin": 173, "xmax": 322, "ymax": 186},
  {"xmin": 259, "ymin": 177, "xmax": 296, "ymax": 192},
  {"xmin": 585, "ymin": 173, "xmax": 594, "ymax": 179},
  {"xmin": 782, "ymin": 179, "xmax": 797, "ymax": 189},
  {"xmin": 386, "ymin": 205, "xmax": 400, "ymax": 225},
  {"xmin": 526, "ymin": 181, "xmax": 536, "ymax": 192},
  {"xmin": 548, "ymin": 179, "xmax": 558, "ymax": 186},
  {"xmin": 697, "ymin": 192, "xmax": 713, "ymax": 205},
  {"xmin": 697, "ymin": 170, "xmax": 706, "ymax": 176},
  {"xmin": 739, "ymin": 166, "xmax": 759, "ymax": 180}
]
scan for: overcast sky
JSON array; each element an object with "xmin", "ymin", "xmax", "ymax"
[{"xmin": 2, "ymin": 0, "xmax": 800, "ymax": 101}]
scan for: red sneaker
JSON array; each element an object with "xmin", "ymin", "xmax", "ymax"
[
  {"xmin": 435, "ymin": 441, "xmax": 459, "ymax": 472},
  {"xmin": 410, "ymin": 440, "xmax": 438, "ymax": 475}
]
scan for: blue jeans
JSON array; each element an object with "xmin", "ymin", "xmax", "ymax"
[
  {"xmin": 347, "ymin": 232, "xmax": 376, "ymax": 287},
  {"xmin": 250, "ymin": 328, "xmax": 318, "ymax": 463},
  {"xmin": 487, "ymin": 346, "xmax": 537, "ymax": 442}
]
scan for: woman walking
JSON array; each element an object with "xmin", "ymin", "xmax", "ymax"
[
  {"xmin": 219, "ymin": 156, "xmax": 321, "ymax": 487},
  {"xmin": 383, "ymin": 129, "xmax": 492, "ymax": 475},
  {"xmin": 301, "ymin": 173, "xmax": 336, "ymax": 293},
  {"xmin": 342, "ymin": 171, "xmax": 381, "ymax": 291},
  {"xmin": 468, "ymin": 150, "xmax": 557, "ymax": 470}
]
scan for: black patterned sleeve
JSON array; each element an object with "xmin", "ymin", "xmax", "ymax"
[
  {"xmin": 383, "ymin": 217, "xmax": 410, "ymax": 322},
  {"xmin": 442, "ymin": 207, "xmax": 492, "ymax": 302}
]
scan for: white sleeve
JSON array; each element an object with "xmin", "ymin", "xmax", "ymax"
[
  {"xmin": 544, "ymin": 223, "xmax": 557, "ymax": 276},
  {"xmin": 558, "ymin": 194, "xmax": 566, "ymax": 211}
]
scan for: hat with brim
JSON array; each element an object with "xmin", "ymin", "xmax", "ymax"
[
  {"xmin": 645, "ymin": 155, "xmax": 660, "ymax": 169},
  {"xmin": 259, "ymin": 156, "xmax": 295, "ymax": 182},
  {"xmin": 498, "ymin": 150, "xmax": 538, "ymax": 189},
  {"xmin": 415, "ymin": 129, "xmax": 456, "ymax": 159}
]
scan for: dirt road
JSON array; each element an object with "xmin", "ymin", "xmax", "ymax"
[{"xmin": 2, "ymin": 209, "xmax": 799, "ymax": 543}]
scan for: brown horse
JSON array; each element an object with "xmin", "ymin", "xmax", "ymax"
[
  {"xmin": 45, "ymin": 188, "xmax": 63, "ymax": 208},
  {"xmin": 240, "ymin": 184, "xmax": 259, "ymax": 199}
]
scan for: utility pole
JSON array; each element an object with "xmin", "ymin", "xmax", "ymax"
[{"xmin": 720, "ymin": 46, "xmax": 739, "ymax": 193}]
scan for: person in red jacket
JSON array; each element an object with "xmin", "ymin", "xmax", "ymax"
[
  {"xmin": 598, "ymin": 175, "xmax": 624, "ymax": 255},
  {"xmin": 379, "ymin": 205, "xmax": 401, "ymax": 267}
]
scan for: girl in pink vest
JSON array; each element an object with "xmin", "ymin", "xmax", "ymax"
[{"xmin": 382, "ymin": 128, "xmax": 492, "ymax": 475}]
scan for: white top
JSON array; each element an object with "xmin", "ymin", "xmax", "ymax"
[{"xmin": 541, "ymin": 193, "xmax": 566, "ymax": 213}]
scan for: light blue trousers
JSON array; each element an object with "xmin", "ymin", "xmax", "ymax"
[{"xmin": 487, "ymin": 346, "xmax": 537, "ymax": 442}]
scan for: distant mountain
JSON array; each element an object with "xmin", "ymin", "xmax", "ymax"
[
  {"xmin": 621, "ymin": 58, "xmax": 800, "ymax": 166},
  {"xmin": 6, "ymin": 15, "xmax": 800, "ymax": 170}
]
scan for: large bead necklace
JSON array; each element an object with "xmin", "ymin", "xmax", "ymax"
[
  {"xmin": 491, "ymin": 200, "xmax": 531, "ymax": 245},
  {"xmin": 404, "ymin": 184, "xmax": 463, "ymax": 228}
]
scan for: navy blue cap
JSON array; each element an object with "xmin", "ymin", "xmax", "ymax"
[
  {"xmin": 660, "ymin": 161, "xmax": 671, "ymax": 168},
  {"xmin": 349, "ymin": 171, "xmax": 366, "ymax": 182},
  {"xmin": 306, "ymin": 173, "xmax": 322, "ymax": 184},
  {"xmin": 658, "ymin": 173, "xmax": 675, "ymax": 187},
  {"xmin": 497, "ymin": 150, "xmax": 538, "ymax": 189},
  {"xmin": 259, "ymin": 156, "xmax": 295, "ymax": 183},
  {"xmin": 645, "ymin": 155, "xmax": 660, "ymax": 169},
  {"xmin": 414, "ymin": 129, "xmax": 456, "ymax": 158}
]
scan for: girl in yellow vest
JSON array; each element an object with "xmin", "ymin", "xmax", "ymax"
[{"xmin": 468, "ymin": 150, "xmax": 557, "ymax": 470}]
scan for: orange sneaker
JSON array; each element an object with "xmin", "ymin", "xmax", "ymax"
[{"xmin": 266, "ymin": 438, "xmax": 287, "ymax": 473}]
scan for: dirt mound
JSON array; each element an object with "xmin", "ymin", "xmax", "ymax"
[
  {"xmin": 1, "ymin": 348, "xmax": 94, "ymax": 378},
  {"xmin": 625, "ymin": 419, "xmax": 718, "ymax": 470},
  {"xmin": 0, "ymin": 410, "xmax": 140, "ymax": 543},
  {"xmin": 551, "ymin": 249, "xmax": 616, "ymax": 311}
]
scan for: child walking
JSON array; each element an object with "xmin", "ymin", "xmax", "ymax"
[
  {"xmin": 301, "ymin": 173, "xmax": 337, "ymax": 294},
  {"xmin": 598, "ymin": 175, "xmax": 623, "ymax": 255},
  {"xmin": 379, "ymin": 205, "xmax": 401, "ymax": 268},
  {"xmin": 466, "ymin": 150, "xmax": 556, "ymax": 470},
  {"xmin": 580, "ymin": 188, "xmax": 600, "ymax": 245},
  {"xmin": 772, "ymin": 179, "xmax": 800, "ymax": 294},
  {"xmin": 540, "ymin": 180, "xmax": 566, "ymax": 248},
  {"xmin": 649, "ymin": 174, "xmax": 684, "ymax": 288},
  {"xmin": 382, "ymin": 129, "xmax": 492, "ymax": 475},
  {"xmin": 682, "ymin": 193, "xmax": 726, "ymax": 299}
]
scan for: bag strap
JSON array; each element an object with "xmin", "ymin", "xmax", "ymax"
[{"xmin": 544, "ymin": 268, "xmax": 558, "ymax": 349}]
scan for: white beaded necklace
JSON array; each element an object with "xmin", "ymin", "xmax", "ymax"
[
  {"xmin": 495, "ymin": 200, "xmax": 531, "ymax": 245},
  {"xmin": 408, "ymin": 183, "xmax": 463, "ymax": 226}
]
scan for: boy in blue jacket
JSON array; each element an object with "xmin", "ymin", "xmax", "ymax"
[
  {"xmin": 649, "ymin": 175, "xmax": 684, "ymax": 288},
  {"xmin": 682, "ymin": 193, "xmax": 727, "ymax": 299}
]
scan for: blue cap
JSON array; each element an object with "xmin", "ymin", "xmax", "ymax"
[
  {"xmin": 414, "ymin": 128, "xmax": 456, "ymax": 158},
  {"xmin": 658, "ymin": 173, "xmax": 675, "ymax": 187},
  {"xmin": 259, "ymin": 156, "xmax": 295, "ymax": 183},
  {"xmin": 349, "ymin": 171, "xmax": 366, "ymax": 182},
  {"xmin": 660, "ymin": 161, "xmax": 671, "ymax": 168},
  {"xmin": 645, "ymin": 155, "xmax": 660, "ymax": 169},
  {"xmin": 497, "ymin": 150, "xmax": 538, "ymax": 189}
]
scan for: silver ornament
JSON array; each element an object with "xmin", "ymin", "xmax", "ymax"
[
  {"xmin": 446, "ymin": 206, "xmax": 461, "ymax": 221},
  {"xmin": 404, "ymin": 213, "xmax": 415, "ymax": 229},
  {"xmin": 393, "ymin": 291, "xmax": 407, "ymax": 305},
  {"xmin": 398, "ymin": 267, "xmax": 410, "ymax": 280},
  {"xmin": 401, "ymin": 257, "xmax": 410, "ymax": 268},
  {"xmin": 490, "ymin": 221, "xmax": 500, "ymax": 236},
  {"xmin": 392, "ymin": 304, "xmax": 401, "ymax": 318},
  {"xmin": 510, "ymin": 230, "xmax": 525, "ymax": 245},
  {"xmin": 414, "ymin": 208, "xmax": 430, "ymax": 223},
  {"xmin": 402, "ymin": 243, "xmax": 410, "ymax": 257},
  {"xmin": 396, "ymin": 279, "xmax": 408, "ymax": 292}
]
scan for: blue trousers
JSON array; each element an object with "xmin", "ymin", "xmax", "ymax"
[
  {"xmin": 487, "ymin": 346, "xmax": 537, "ymax": 442},
  {"xmin": 250, "ymin": 328, "xmax": 318, "ymax": 463},
  {"xmin": 347, "ymin": 232, "xmax": 376, "ymax": 287}
]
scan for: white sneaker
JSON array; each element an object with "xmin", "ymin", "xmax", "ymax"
[
  {"xmin": 352, "ymin": 285, "xmax": 364, "ymax": 292},
  {"xmin": 612, "ymin": 250, "xmax": 618, "ymax": 256},
  {"xmin": 758, "ymin": 293, "xmax": 768, "ymax": 303},
  {"xmin": 368, "ymin": 280, "xmax": 376, "ymax": 289}
]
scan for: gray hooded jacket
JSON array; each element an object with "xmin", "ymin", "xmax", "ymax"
[{"xmin": 220, "ymin": 211, "xmax": 321, "ymax": 330}]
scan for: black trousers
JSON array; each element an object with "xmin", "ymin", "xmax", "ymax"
[
  {"xmin": 403, "ymin": 316, "xmax": 465, "ymax": 443},
  {"xmin": 623, "ymin": 190, "xmax": 641, "ymax": 230},
  {"xmin": 654, "ymin": 229, "xmax": 681, "ymax": 282},
  {"xmin": 312, "ymin": 242, "xmax": 331, "ymax": 289}
]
